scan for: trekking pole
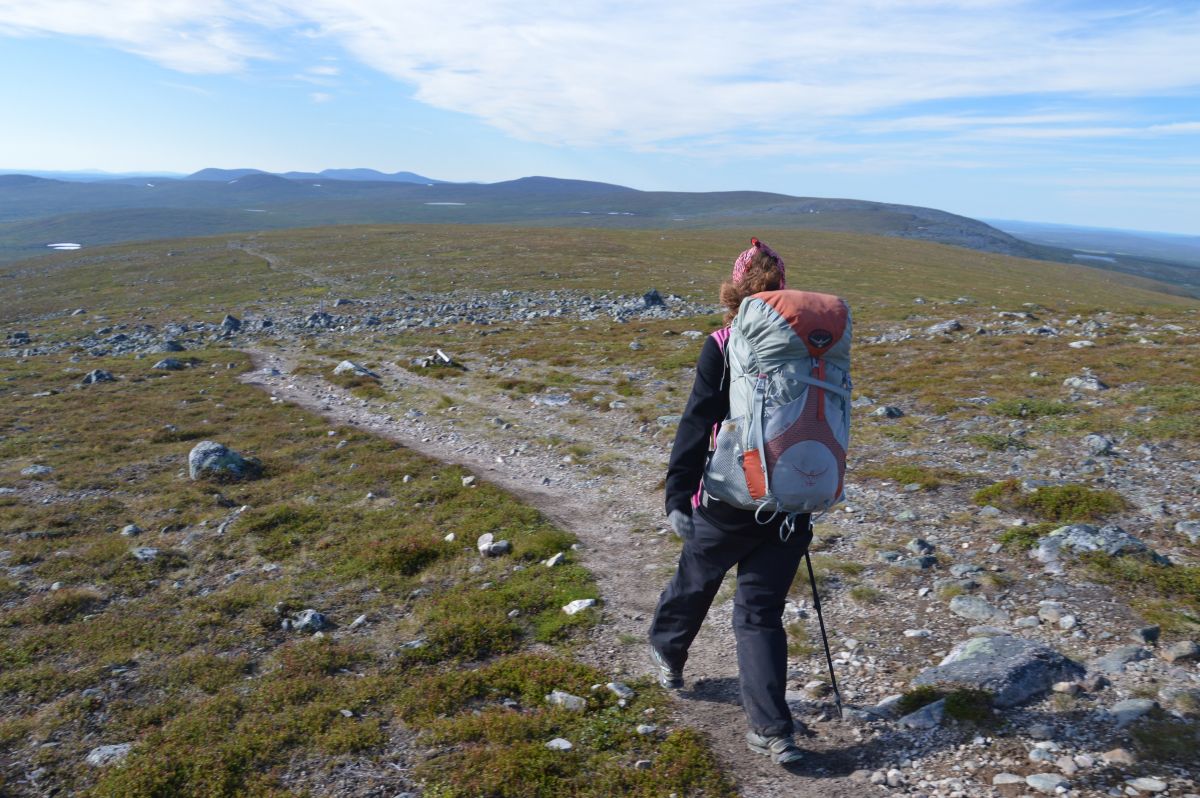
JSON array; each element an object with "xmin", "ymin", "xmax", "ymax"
[{"xmin": 804, "ymin": 548, "xmax": 843, "ymax": 720}]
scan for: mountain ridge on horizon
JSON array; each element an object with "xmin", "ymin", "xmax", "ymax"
[{"xmin": 1, "ymin": 168, "xmax": 1196, "ymax": 296}]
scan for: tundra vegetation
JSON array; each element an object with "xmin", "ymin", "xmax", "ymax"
[{"xmin": 2, "ymin": 223, "xmax": 1199, "ymax": 794}]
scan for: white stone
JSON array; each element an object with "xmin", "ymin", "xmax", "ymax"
[
  {"xmin": 85, "ymin": 744, "xmax": 132, "ymax": 767},
  {"xmin": 545, "ymin": 737, "xmax": 573, "ymax": 751},
  {"xmin": 562, "ymin": 598, "xmax": 596, "ymax": 615},
  {"xmin": 545, "ymin": 690, "xmax": 587, "ymax": 711}
]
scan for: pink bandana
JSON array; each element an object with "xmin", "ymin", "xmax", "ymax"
[{"xmin": 731, "ymin": 237, "xmax": 786, "ymax": 287}]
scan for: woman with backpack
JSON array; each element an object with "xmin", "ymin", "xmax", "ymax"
[{"xmin": 648, "ymin": 238, "xmax": 814, "ymax": 766}]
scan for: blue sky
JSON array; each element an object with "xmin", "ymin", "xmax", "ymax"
[{"xmin": 1, "ymin": 1, "xmax": 1198, "ymax": 234}]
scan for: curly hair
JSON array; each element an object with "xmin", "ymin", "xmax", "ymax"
[{"xmin": 720, "ymin": 249, "xmax": 784, "ymax": 325}]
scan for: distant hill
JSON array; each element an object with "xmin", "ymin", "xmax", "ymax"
[{"xmin": 0, "ymin": 169, "xmax": 1195, "ymax": 295}]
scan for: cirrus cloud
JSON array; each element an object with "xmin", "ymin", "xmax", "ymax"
[{"xmin": 0, "ymin": 1, "xmax": 1197, "ymax": 153}]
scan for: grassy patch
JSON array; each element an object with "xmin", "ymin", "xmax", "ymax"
[
  {"xmin": 989, "ymin": 398, "xmax": 1074, "ymax": 419},
  {"xmin": 849, "ymin": 585, "xmax": 884, "ymax": 604},
  {"xmin": 973, "ymin": 480, "xmax": 1127, "ymax": 522},
  {"xmin": 1080, "ymin": 554, "xmax": 1200, "ymax": 635},
  {"xmin": 785, "ymin": 622, "xmax": 815, "ymax": 658},
  {"xmin": 1130, "ymin": 718, "xmax": 1200, "ymax": 766},
  {"xmin": 897, "ymin": 686, "xmax": 942, "ymax": 715},
  {"xmin": 0, "ymin": 349, "xmax": 729, "ymax": 795},
  {"xmin": 997, "ymin": 523, "xmax": 1058, "ymax": 552},
  {"xmin": 966, "ymin": 433, "xmax": 1033, "ymax": 452},
  {"xmin": 397, "ymin": 654, "xmax": 735, "ymax": 797},
  {"xmin": 856, "ymin": 461, "xmax": 963, "ymax": 491}
]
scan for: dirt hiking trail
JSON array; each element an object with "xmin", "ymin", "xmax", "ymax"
[{"xmin": 242, "ymin": 344, "xmax": 876, "ymax": 798}]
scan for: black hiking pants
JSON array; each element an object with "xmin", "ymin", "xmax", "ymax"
[{"xmin": 649, "ymin": 499, "xmax": 812, "ymax": 737}]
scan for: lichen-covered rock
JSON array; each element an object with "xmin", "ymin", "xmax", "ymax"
[
  {"xmin": 188, "ymin": 441, "xmax": 263, "ymax": 482},
  {"xmin": 911, "ymin": 635, "xmax": 1084, "ymax": 707},
  {"xmin": 1034, "ymin": 524, "xmax": 1162, "ymax": 564}
]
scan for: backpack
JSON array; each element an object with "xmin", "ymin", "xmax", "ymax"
[{"xmin": 702, "ymin": 290, "xmax": 852, "ymax": 529}]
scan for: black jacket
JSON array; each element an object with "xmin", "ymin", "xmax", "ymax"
[{"xmin": 664, "ymin": 334, "xmax": 728, "ymax": 517}]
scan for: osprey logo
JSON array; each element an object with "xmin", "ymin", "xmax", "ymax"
[
  {"xmin": 807, "ymin": 329, "xmax": 833, "ymax": 349},
  {"xmin": 790, "ymin": 463, "xmax": 829, "ymax": 487}
]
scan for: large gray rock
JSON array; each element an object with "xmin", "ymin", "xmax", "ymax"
[
  {"xmin": 1082, "ymin": 434, "xmax": 1115, "ymax": 456},
  {"xmin": 949, "ymin": 595, "xmax": 1010, "ymax": 624},
  {"xmin": 1063, "ymin": 374, "xmax": 1109, "ymax": 391},
  {"xmin": 333, "ymin": 360, "xmax": 379, "ymax": 378},
  {"xmin": 188, "ymin": 441, "xmax": 263, "ymax": 482},
  {"xmin": 911, "ymin": 635, "xmax": 1084, "ymax": 707},
  {"xmin": 898, "ymin": 698, "xmax": 945, "ymax": 729},
  {"xmin": 1107, "ymin": 698, "xmax": 1156, "ymax": 729},
  {"xmin": 1175, "ymin": 520, "xmax": 1200, "ymax": 544},
  {"xmin": 152, "ymin": 358, "xmax": 185, "ymax": 370},
  {"xmin": 82, "ymin": 369, "xmax": 116, "ymax": 384},
  {"xmin": 1088, "ymin": 645, "xmax": 1149, "ymax": 676},
  {"xmin": 85, "ymin": 743, "xmax": 133, "ymax": 767},
  {"xmin": 926, "ymin": 320, "xmax": 963, "ymax": 335},
  {"xmin": 1034, "ymin": 524, "xmax": 1161, "ymax": 564}
]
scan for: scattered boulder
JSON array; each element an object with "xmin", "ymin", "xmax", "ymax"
[
  {"xmin": 1034, "ymin": 524, "xmax": 1161, "ymax": 565},
  {"xmin": 911, "ymin": 635, "xmax": 1084, "ymax": 707},
  {"xmin": 642, "ymin": 289, "xmax": 666, "ymax": 308},
  {"xmin": 898, "ymin": 698, "xmax": 945, "ymax": 729},
  {"xmin": 220, "ymin": 315, "xmax": 241, "ymax": 333},
  {"xmin": 1089, "ymin": 645, "xmax": 1150, "ymax": 676},
  {"xmin": 1082, "ymin": 433, "xmax": 1115, "ymax": 456},
  {"xmin": 1175, "ymin": 520, "xmax": 1200, "ymax": 544},
  {"xmin": 82, "ymin": 369, "xmax": 116, "ymax": 384},
  {"xmin": 292, "ymin": 609, "xmax": 329, "ymax": 633},
  {"xmin": 188, "ymin": 441, "xmax": 263, "ymax": 482},
  {"xmin": 871, "ymin": 406, "xmax": 905, "ymax": 418},
  {"xmin": 949, "ymin": 595, "xmax": 1010, "ymax": 624},
  {"xmin": 562, "ymin": 598, "xmax": 596, "ymax": 616},
  {"xmin": 21, "ymin": 464, "xmax": 53, "ymax": 477},
  {"xmin": 545, "ymin": 690, "xmax": 587, "ymax": 711},
  {"xmin": 1107, "ymin": 698, "xmax": 1156, "ymax": 729},
  {"xmin": 152, "ymin": 358, "xmax": 185, "ymax": 370},
  {"xmin": 607, "ymin": 682, "xmax": 635, "ymax": 700},
  {"xmin": 926, "ymin": 320, "xmax": 963, "ymax": 335},
  {"xmin": 1063, "ymin": 374, "xmax": 1108, "ymax": 391},
  {"xmin": 306, "ymin": 311, "xmax": 335, "ymax": 328},
  {"xmin": 85, "ymin": 743, "xmax": 133, "ymax": 767},
  {"xmin": 130, "ymin": 547, "xmax": 159, "ymax": 563},
  {"xmin": 332, "ymin": 360, "xmax": 379, "ymax": 378},
  {"xmin": 545, "ymin": 737, "xmax": 573, "ymax": 751},
  {"xmin": 476, "ymin": 533, "xmax": 511, "ymax": 557},
  {"xmin": 156, "ymin": 340, "xmax": 186, "ymax": 352},
  {"xmin": 1162, "ymin": 640, "xmax": 1200, "ymax": 664},
  {"xmin": 1125, "ymin": 777, "xmax": 1168, "ymax": 794},
  {"xmin": 1025, "ymin": 773, "xmax": 1069, "ymax": 794},
  {"xmin": 1131, "ymin": 625, "xmax": 1161, "ymax": 645}
]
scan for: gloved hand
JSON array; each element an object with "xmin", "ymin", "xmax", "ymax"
[{"xmin": 668, "ymin": 509, "xmax": 694, "ymax": 540}]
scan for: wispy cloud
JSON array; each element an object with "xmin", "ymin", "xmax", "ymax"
[
  {"xmin": 0, "ymin": 1, "xmax": 1197, "ymax": 155},
  {"xmin": 310, "ymin": 91, "xmax": 332, "ymax": 103}
]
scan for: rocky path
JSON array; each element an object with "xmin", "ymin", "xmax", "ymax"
[{"xmin": 240, "ymin": 344, "xmax": 869, "ymax": 798}]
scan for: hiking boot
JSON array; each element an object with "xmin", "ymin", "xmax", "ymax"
[
  {"xmin": 746, "ymin": 731, "xmax": 804, "ymax": 765},
  {"xmin": 648, "ymin": 645, "xmax": 683, "ymax": 690}
]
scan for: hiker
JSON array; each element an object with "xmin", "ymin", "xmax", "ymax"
[{"xmin": 648, "ymin": 238, "xmax": 817, "ymax": 766}]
